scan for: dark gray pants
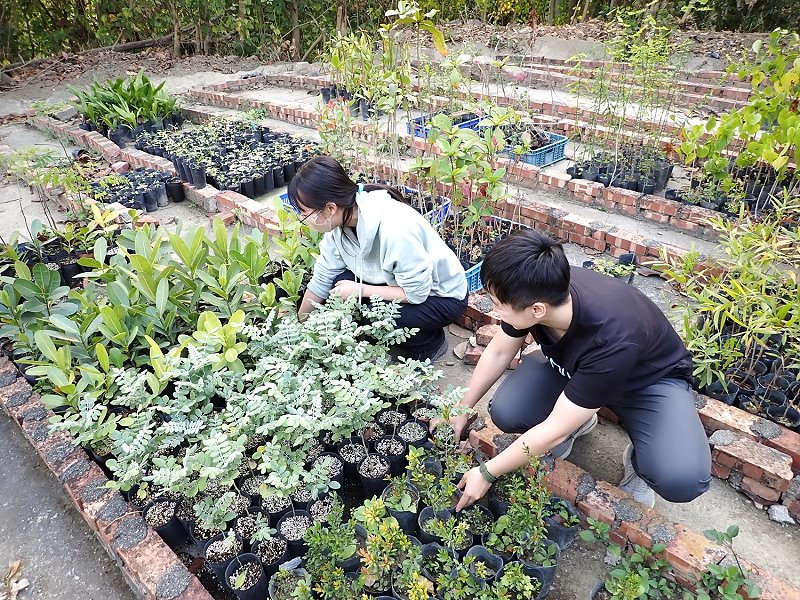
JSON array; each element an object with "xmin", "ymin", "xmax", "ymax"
[
  {"xmin": 332, "ymin": 271, "xmax": 467, "ymax": 359},
  {"xmin": 489, "ymin": 352, "xmax": 711, "ymax": 503}
]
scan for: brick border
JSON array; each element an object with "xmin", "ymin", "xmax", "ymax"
[
  {"xmin": 0, "ymin": 356, "xmax": 212, "ymax": 600},
  {"xmin": 469, "ymin": 416, "xmax": 799, "ymax": 600}
]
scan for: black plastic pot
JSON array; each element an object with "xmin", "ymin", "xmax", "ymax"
[
  {"xmin": 337, "ymin": 436, "xmax": 368, "ymax": 480},
  {"xmin": 283, "ymin": 161, "xmax": 296, "ymax": 182},
  {"xmin": 664, "ymin": 188, "xmax": 682, "ymax": 202},
  {"xmin": 565, "ymin": 165, "xmax": 583, "ymax": 180},
  {"xmin": 189, "ymin": 165, "xmax": 207, "ymax": 189},
  {"xmin": 755, "ymin": 387, "xmax": 787, "ymax": 407},
  {"xmin": 465, "ymin": 545, "xmax": 504, "ymax": 584},
  {"xmin": 321, "ymin": 87, "xmax": 332, "ymax": 103},
  {"xmin": 242, "ymin": 178, "xmax": 256, "ymax": 199},
  {"xmin": 165, "ymin": 179, "xmax": 185, "ymax": 203},
  {"xmin": 251, "ymin": 537, "xmax": 290, "ymax": 579},
  {"xmin": 336, "ymin": 551, "xmax": 361, "ymax": 574},
  {"xmin": 272, "ymin": 165, "xmax": 285, "ymax": 188},
  {"xmin": 154, "ymin": 182, "xmax": 169, "ymax": 207},
  {"xmin": 639, "ymin": 178, "xmax": 656, "ymax": 195},
  {"xmin": 267, "ymin": 566, "xmax": 309, "ymax": 600},
  {"xmin": 359, "ymin": 98, "xmax": 369, "ymax": 120},
  {"xmin": 705, "ymin": 381, "xmax": 739, "ymax": 405},
  {"xmin": 381, "ymin": 482, "xmax": 420, "ymax": 536},
  {"xmin": 263, "ymin": 171, "xmax": 275, "ymax": 192},
  {"xmin": 418, "ymin": 506, "xmax": 451, "ymax": 545},
  {"xmin": 420, "ymin": 542, "xmax": 456, "ymax": 583},
  {"xmin": 253, "ymin": 174, "xmax": 266, "ymax": 197},
  {"xmin": 142, "ymin": 498, "xmax": 190, "ymax": 549},
  {"xmin": 457, "ymin": 503, "xmax": 495, "ymax": 538},
  {"xmin": 224, "ymin": 553, "xmax": 268, "ymax": 600},
  {"xmin": 109, "ymin": 125, "xmax": 130, "ymax": 147},
  {"xmin": 312, "ymin": 452, "xmax": 345, "ymax": 489},
  {"xmin": 596, "ymin": 173, "xmax": 611, "ymax": 187},
  {"xmin": 357, "ymin": 453, "xmax": 391, "ymax": 499},
  {"xmin": 519, "ymin": 539, "xmax": 560, "ymax": 598},
  {"xmin": 143, "ymin": 190, "xmax": 159, "ymax": 212},
  {"xmin": 59, "ymin": 259, "xmax": 84, "ymax": 287},
  {"xmin": 203, "ymin": 533, "xmax": 243, "ymax": 589},
  {"xmin": 583, "ymin": 166, "xmax": 600, "ymax": 182},
  {"xmin": 276, "ymin": 510, "xmax": 312, "ymax": 558},
  {"xmin": 544, "ymin": 498, "xmax": 581, "ymax": 550},
  {"xmin": 495, "ymin": 561, "xmax": 546, "ymax": 600},
  {"xmin": 373, "ymin": 434, "xmax": 408, "ymax": 476},
  {"xmin": 396, "ymin": 419, "xmax": 429, "ymax": 448},
  {"xmin": 765, "ymin": 405, "xmax": 800, "ymax": 430}
]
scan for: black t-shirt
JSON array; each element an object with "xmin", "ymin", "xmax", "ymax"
[{"xmin": 501, "ymin": 267, "xmax": 693, "ymax": 409}]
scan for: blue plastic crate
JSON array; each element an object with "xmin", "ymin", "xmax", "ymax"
[
  {"xmin": 407, "ymin": 113, "xmax": 481, "ymax": 139},
  {"xmin": 403, "ymin": 186, "xmax": 451, "ymax": 227},
  {"xmin": 462, "ymin": 216, "xmax": 531, "ymax": 293},
  {"xmin": 279, "ymin": 192, "xmax": 296, "ymax": 213},
  {"xmin": 503, "ymin": 132, "xmax": 567, "ymax": 168}
]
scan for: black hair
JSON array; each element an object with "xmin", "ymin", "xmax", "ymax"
[
  {"xmin": 287, "ymin": 155, "xmax": 406, "ymax": 228},
  {"xmin": 480, "ymin": 229, "xmax": 570, "ymax": 310}
]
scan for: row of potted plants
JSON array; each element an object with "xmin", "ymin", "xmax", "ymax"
[
  {"xmin": 566, "ymin": 147, "xmax": 674, "ymax": 194},
  {"xmin": 90, "ymin": 167, "xmax": 185, "ymax": 211},
  {"xmin": 71, "ymin": 70, "xmax": 183, "ymax": 146},
  {"xmin": 133, "ymin": 117, "xmax": 319, "ymax": 196},
  {"xmin": 660, "ymin": 194, "xmax": 800, "ymax": 433}
]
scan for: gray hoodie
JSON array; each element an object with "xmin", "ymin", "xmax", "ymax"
[{"xmin": 307, "ymin": 189, "xmax": 467, "ymax": 304}]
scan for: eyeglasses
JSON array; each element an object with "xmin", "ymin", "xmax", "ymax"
[{"xmin": 298, "ymin": 208, "xmax": 320, "ymax": 224}]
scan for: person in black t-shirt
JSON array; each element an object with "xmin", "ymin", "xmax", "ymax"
[{"xmin": 442, "ymin": 229, "xmax": 711, "ymax": 511}]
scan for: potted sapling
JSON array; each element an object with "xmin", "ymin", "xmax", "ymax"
[
  {"xmin": 381, "ymin": 475, "xmax": 421, "ymax": 535},
  {"xmin": 249, "ymin": 515, "xmax": 289, "ymax": 579},
  {"xmin": 303, "ymin": 497, "xmax": 361, "ymax": 575},
  {"xmin": 225, "ymin": 552, "xmax": 270, "ymax": 600}
]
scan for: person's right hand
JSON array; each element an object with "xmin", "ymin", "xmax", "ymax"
[{"xmin": 429, "ymin": 412, "xmax": 471, "ymax": 444}]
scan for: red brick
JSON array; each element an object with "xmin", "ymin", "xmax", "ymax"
[
  {"xmin": 577, "ymin": 488, "xmax": 616, "ymax": 525},
  {"xmin": 713, "ymin": 449, "xmax": 738, "ymax": 468},
  {"xmin": 134, "ymin": 214, "xmax": 160, "ymax": 228},
  {"xmin": 475, "ymin": 324, "xmax": 501, "ymax": 347},
  {"xmin": 736, "ymin": 558, "xmax": 800, "ymax": 600},
  {"xmin": 783, "ymin": 498, "xmax": 800, "ymax": 520},
  {"xmin": 711, "ymin": 462, "xmax": 732, "ymax": 479},
  {"xmin": 665, "ymin": 524, "xmax": 726, "ymax": 578},
  {"xmin": 740, "ymin": 476, "xmax": 781, "ymax": 503},
  {"xmin": 463, "ymin": 343, "xmax": 484, "ymax": 365},
  {"xmin": 541, "ymin": 458, "xmax": 587, "ymax": 504},
  {"xmin": 212, "ymin": 211, "xmax": 237, "ymax": 226},
  {"xmin": 111, "ymin": 161, "xmax": 130, "ymax": 173},
  {"xmin": 742, "ymin": 461, "xmax": 764, "ymax": 481},
  {"xmin": 468, "ymin": 416, "xmax": 504, "ymax": 458}
]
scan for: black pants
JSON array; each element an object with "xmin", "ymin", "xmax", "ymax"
[
  {"xmin": 489, "ymin": 351, "xmax": 711, "ymax": 503},
  {"xmin": 332, "ymin": 271, "xmax": 467, "ymax": 359}
]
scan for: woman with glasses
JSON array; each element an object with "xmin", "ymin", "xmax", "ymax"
[{"xmin": 289, "ymin": 156, "xmax": 468, "ymax": 362}]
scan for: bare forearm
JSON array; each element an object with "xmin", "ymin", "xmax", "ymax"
[
  {"xmin": 363, "ymin": 284, "xmax": 407, "ymax": 303},
  {"xmin": 298, "ymin": 289, "xmax": 325, "ymax": 315},
  {"xmin": 485, "ymin": 424, "xmax": 566, "ymax": 476},
  {"xmin": 461, "ymin": 338, "xmax": 523, "ymax": 408}
]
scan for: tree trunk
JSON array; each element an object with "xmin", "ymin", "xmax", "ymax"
[
  {"xmin": 167, "ymin": 0, "xmax": 181, "ymax": 57},
  {"xmin": 336, "ymin": 0, "xmax": 347, "ymax": 35},
  {"xmin": 548, "ymin": 0, "xmax": 557, "ymax": 24},
  {"xmin": 289, "ymin": 0, "xmax": 300, "ymax": 60}
]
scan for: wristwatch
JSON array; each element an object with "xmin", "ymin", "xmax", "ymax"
[{"xmin": 478, "ymin": 461, "xmax": 497, "ymax": 484}]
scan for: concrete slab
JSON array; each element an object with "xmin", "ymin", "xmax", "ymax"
[{"xmin": 0, "ymin": 411, "xmax": 135, "ymax": 600}]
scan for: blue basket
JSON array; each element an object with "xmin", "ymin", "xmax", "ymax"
[
  {"xmin": 462, "ymin": 216, "xmax": 531, "ymax": 293},
  {"xmin": 407, "ymin": 113, "xmax": 481, "ymax": 139},
  {"xmin": 503, "ymin": 132, "xmax": 567, "ymax": 168},
  {"xmin": 279, "ymin": 192, "xmax": 297, "ymax": 213},
  {"xmin": 404, "ymin": 186, "xmax": 451, "ymax": 228}
]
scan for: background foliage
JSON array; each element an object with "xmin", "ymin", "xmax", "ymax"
[{"xmin": 2, "ymin": 0, "xmax": 797, "ymax": 64}]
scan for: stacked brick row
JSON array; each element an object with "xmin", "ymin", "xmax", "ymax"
[{"xmin": 0, "ymin": 357, "xmax": 213, "ymax": 600}]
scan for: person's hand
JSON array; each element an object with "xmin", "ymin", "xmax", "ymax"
[
  {"xmin": 329, "ymin": 279, "xmax": 363, "ymax": 299},
  {"xmin": 455, "ymin": 467, "xmax": 491, "ymax": 512},
  {"xmin": 429, "ymin": 412, "xmax": 471, "ymax": 443}
]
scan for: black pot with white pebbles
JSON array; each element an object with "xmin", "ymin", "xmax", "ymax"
[
  {"xmin": 276, "ymin": 510, "xmax": 313, "ymax": 557},
  {"xmin": 357, "ymin": 453, "xmax": 391, "ymax": 498},
  {"xmin": 142, "ymin": 497, "xmax": 189, "ymax": 549},
  {"xmin": 224, "ymin": 553, "xmax": 269, "ymax": 600},
  {"xmin": 253, "ymin": 535, "xmax": 289, "ymax": 577},
  {"xmin": 410, "ymin": 402, "xmax": 437, "ymax": 422},
  {"xmin": 397, "ymin": 419, "xmax": 429, "ymax": 448},
  {"xmin": 336, "ymin": 436, "xmax": 369, "ymax": 479},
  {"xmin": 203, "ymin": 532, "xmax": 243, "ymax": 588},
  {"xmin": 261, "ymin": 493, "xmax": 292, "ymax": 523},
  {"xmin": 290, "ymin": 483, "xmax": 314, "ymax": 511},
  {"xmin": 309, "ymin": 495, "xmax": 335, "ymax": 523},
  {"xmin": 240, "ymin": 475, "xmax": 267, "ymax": 503},
  {"xmin": 312, "ymin": 452, "xmax": 345, "ymax": 488},
  {"xmin": 377, "ymin": 407, "xmax": 408, "ymax": 428},
  {"xmin": 373, "ymin": 434, "xmax": 408, "ymax": 476}
]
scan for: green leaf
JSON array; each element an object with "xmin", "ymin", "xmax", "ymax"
[
  {"xmin": 34, "ymin": 330, "xmax": 59, "ymax": 362},
  {"xmin": 95, "ymin": 343, "xmax": 110, "ymax": 372},
  {"xmin": 155, "ymin": 278, "xmax": 169, "ymax": 316},
  {"xmin": 419, "ymin": 22, "xmax": 447, "ymax": 57}
]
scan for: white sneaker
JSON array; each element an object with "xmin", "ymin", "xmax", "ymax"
[
  {"xmin": 619, "ymin": 443, "xmax": 656, "ymax": 508},
  {"xmin": 550, "ymin": 413, "xmax": 598, "ymax": 459}
]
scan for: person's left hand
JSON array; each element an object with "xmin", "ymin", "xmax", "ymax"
[
  {"xmin": 455, "ymin": 467, "xmax": 492, "ymax": 512},
  {"xmin": 329, "ymin": 280, "xmax": 363, "ymax": 299}
]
